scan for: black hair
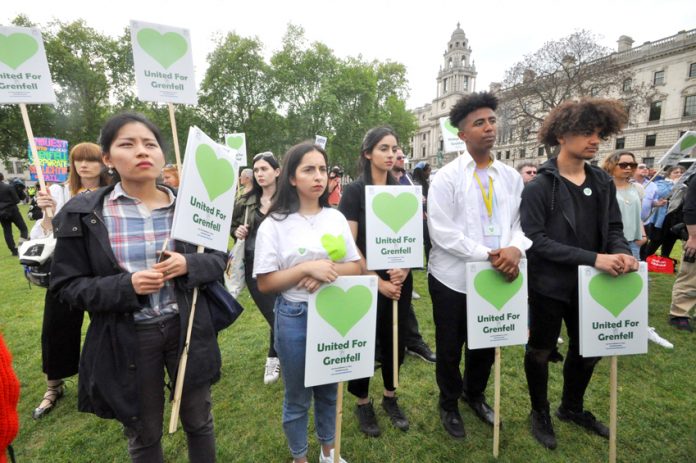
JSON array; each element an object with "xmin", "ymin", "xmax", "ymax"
[
  {"xmin": 267, "ymin": 142, "xmax": 330, "ymax": 220},
  {"xmin": 244, "ymin": 152, "xmax": 281, "ymax": 201},
  {"xmin": 358, "ymin": 126, "xmax": 400, "ymax": 186},
  {"xmin": 449, "ymin": 92, "xmax": 499, "ymax": 129},
  {"xmin": 412, "ymin": 167, "xmax": 429, "ymax": 186},
  {"xmin": 538, "ymin": 99, "xmax": 627, "ymax": 147},
  {"xmin": 99, "ymin": 112, "xmax": 165, "ymax": 155}
]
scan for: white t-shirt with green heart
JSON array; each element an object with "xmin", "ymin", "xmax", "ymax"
[{"xmin": 253, "ymin": 207, "xmax": 360, "ymax": 302}]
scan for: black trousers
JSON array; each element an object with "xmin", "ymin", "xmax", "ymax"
[
  {"xmin": 41, "ymin": 289, "xmax": 84, "ymax": 380},
  {"xmin": 428, "ymin": 274, "xmax": 494, "ymax": 412},
  {"xmin": 0, "ymin": 206, "xmax": 28, "ymax": 251},
  {"xmin": 244, "ymin": 250, "xmax": 277, "ymax": 357},
  {"xmin": 348, "ymin": 272, "xmax": 412, "ymax": 398},
  {"xmin": 525, "ymin": 289, "xmax": 601, "ymax": 413}
]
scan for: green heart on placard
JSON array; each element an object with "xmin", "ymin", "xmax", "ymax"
[
  {"xmin": 298, "ymin": 248, "xmax": 306, "ymax": 255},
  {"xmin": 589, "ymin": 272, "xmax": 643, "ymax": 317},
  {"xmin": 195, "ymin": 144, "xmax": 235, "ymax": 201},
  {"xmin": 444, "ymin": 119, "xmax": 459, "ymax": 136},
  {"xmin": 316, "ymin": 285, "xmax": 372, "ymax": 337},
  {"xmin": 473, "ymin": 270, "xmax": 523, "ymax": 311},
  {"xmin": 372, "ymin": 192, "xmax": 419, "ymax": 233},
  {"xmin": 0, "ymin": 33, "xmax": 39, "ymax": 70},
  {"xmin": 321, "ymin": 234, "xmax": 346, "ymax": 262},
  {"xmin": 136, "ymin": 28, "xmax": 188, "ymax": 69},
  {"xmin": 226, "ymin": 136, "xmax": 244, "ymax": 150},
  {"xmin": 680, "ymin": 135, "xmax": 696, "ymax": 152}
]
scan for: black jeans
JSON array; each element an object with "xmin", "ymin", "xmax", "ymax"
[
  {"xmin": 41, "ymin": 289, "xmax": 84, "ymax": 380},
  {"xmin": 0, "ymin": 206, "xmax": 28, "ymax": 251},
  {"xmin": 244, "ymin": 250, "xmax": 277, "ymax": 357},
  {"xmin": 428, "ymin": 274, "xmax": 494, "ymax": 412},
  {"xmin": 348, "ymin": 272, "xmax": 412, "ymax": 398},
  {"xmin": 525, "ymin": 289, "xmax": 601, "ymax": 413}
]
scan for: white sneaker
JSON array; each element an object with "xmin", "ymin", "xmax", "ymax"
[
  {"xmin": 319, "ymin": 448, "xmax": 347, "ymax": 463},
  {"xmin": 557, "ymin": 337, "xmax": 564, "ymax": 344},
  {"xmin": 412, "ymin": 290, "xmax": 421, "ymax": 300},
  {"xmin": 263, "ymin": 357, "xmax": 280, "ymax": 384},
  {"xmin": 647, "ymin": 327, "xmax": 674, "ymax": 349}
]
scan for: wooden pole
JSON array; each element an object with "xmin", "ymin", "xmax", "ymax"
[
  {"xmin": 609, "ymin": 355, "xmax": 618, "ymax": 463},
  {"xmin": 333, "ymin": 382, "xmax": 344, "ymax": 463},
  {"xmin": 168, "ymin": 103, "xmax": 183, "ymax": 176},
  {"xmin": 19, "ymin": 104, "xmax": 52, "ymax": 218},
  {"xmin": 393, "ymin": 299, "xmax": 399, "ymax": 388},
  {"xmin": 493, "ymin": 347, "xmax": 501, "ymax": 458},
  {"xmin": 169, "ymin": 244, "xmax": 205, "ymax": 433}
]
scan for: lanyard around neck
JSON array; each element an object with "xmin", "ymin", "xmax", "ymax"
[{"xmin": 473, "ymin": 170, "xmax": 494, "ymax": 218}]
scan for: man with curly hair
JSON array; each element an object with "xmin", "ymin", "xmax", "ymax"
[
  {"xmin": 521, "ymin": 98, "xmax": 639, "ymax": 450},
  {"xmin": 428, "ymin": 92, "xmax": 531, "ymax": 438}
]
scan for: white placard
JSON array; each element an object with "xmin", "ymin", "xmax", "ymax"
[
  {"xmin": 171, "ymin": 127, "xmax": 238, "ymax": 252},
  {"xmin": 578, "ymin": 264, "xmax": 648, "ymax": 357},
  {"xmin": 0, "ymin": 26, "xmax": 56, "ymax": 104},
  {"xmin": 305, "ymin": 276, "xmax": 378, "ymax": 387},
  {"xmin": 465, "ymin": 260, "xmax": 528, "ymax": 349},
  {"xmin": 224, "ymin": 133, "xmax": 247, "ymax": 167},
  {"xmin": 439, "ymin": 116, "xmax": 466, "ymax": 153},
  {"xmin": 658, "ymin": 131, "xmax": 696, "ymax": 167},
  {"xmin": 315, "ymin": 134, "xmax": 328, "ymax": 149},
  {"xmin": 130, "ymin": 20, "xmax": 197, "ymax": 105},
  {"xmin": 365, "ymin": 185, "xmax": 423, "ymax": 270}
]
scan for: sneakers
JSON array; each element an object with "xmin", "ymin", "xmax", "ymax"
[
  {"xmin": 530, "ymin": 409, "xmax": 557, "ymax": 449},
  {"xmin": 381, "ymin": 396, "xmax": 409, "ymax": 431},
  {"xmin": 405, "ymin": 342, "xmax": 436, "ymax": 363},
  {"xmin": 355, "ymin": 401, "xmax": 380, "ymax": 437},
  {"xmin": 319, "ymin": 448, "xmax": 347, "ymax": 463},
  {"xmin": 669, "ymin": 316, "xmax": 693, "ymax": 332},
  {"xmin": 412, "ymin": 290, "xmax": 421, "ymax": 300},
  {"xmin": 556, "ymin": 406, "xmax": 609, "ymax": 439},
  {"xmin": 263, "ymin": 357, "xmax": 280, "ymax": 384},
  {"xmin": 647, "ymin": 326, "xmax": 674, "ymax": 348}
]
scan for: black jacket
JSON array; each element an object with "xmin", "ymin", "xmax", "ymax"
[
  {"xmin": 520, "ymin": 158, "xmax": 630, "ymax": 302},
  {"xmin": 0, "ymin": 181, "xmax": 20, "ymax": 213},
  {"xmin": 50, "ymin": 185, "xmax": 225, "ymax": 429}
]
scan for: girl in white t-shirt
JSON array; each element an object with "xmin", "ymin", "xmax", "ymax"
[{"xmin": 254, "ymin": 142, "xmax": 361, "ymax": 463}]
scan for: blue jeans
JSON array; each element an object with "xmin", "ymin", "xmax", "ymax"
[
  {"xmin": 629, "ymin": 242, "xmax": 640, "ymax": 260},
  {"xmin": 274, "ymin": 296, "xmax": 337, "ymax": 459}
]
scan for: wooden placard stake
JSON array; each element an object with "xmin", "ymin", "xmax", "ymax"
[
  {"xmin": 493, "ymin": 346, "xmax": 501, "ymax": 458},
  {"xmin": 19, "ymin": 103, "xmax": 52, "ymax": 218}
]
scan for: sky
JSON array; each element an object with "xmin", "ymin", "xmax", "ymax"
[{"xmin": 5, "ymin": 0, "xmax": 696, "ymax": 109}]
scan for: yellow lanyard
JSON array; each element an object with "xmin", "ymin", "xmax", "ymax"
[{"xmin": 473, "ymin": 171, "xmax": 494, "ymax": 218}]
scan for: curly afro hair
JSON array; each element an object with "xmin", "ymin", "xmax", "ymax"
[
  {"xmin": 538, "ymin": 98, "xmax": 628, "ymax": 147},
  {"xmin": 449, "ymin": 92, "xmax": 499, "ymax": 129}
]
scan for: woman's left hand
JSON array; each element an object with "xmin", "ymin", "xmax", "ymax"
[{"xmin": 152, "ymin": 251, "xmax": 188, "ymax": 281}]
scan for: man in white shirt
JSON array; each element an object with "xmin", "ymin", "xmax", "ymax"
[{"xmin": 428, "ymin": 92, "xmax": 530, "ymax": 438}]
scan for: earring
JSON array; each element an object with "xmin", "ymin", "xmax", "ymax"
[{"xmin": 108, "ymin": 166, "xmax": 114, "ymax": 175}]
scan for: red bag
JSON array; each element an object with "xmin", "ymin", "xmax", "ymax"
[{"xmin": 646, "ymin": 255, "xmax": 676, "ymax": 273}]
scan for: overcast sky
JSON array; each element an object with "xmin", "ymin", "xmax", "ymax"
[{"xmin": 5, "ymin": 0, "xmax": 696, "ymax": 109}]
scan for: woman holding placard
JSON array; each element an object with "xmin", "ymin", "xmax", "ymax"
[
  {"xmin": 338, "ymin": 126, "xmax": 412, "ymax": 437},
  {"xmin": 50, "ymin": 113, "xmax": 225, "ymax": 463},
  {"xmin": 31, "ymin": 142, "xmax": 111, "ymax": 420},
  {"xmin": 231, "ymin": 151, "xmax": 282, "ymax": 384},
  {"xmin": 254, "ymin": 142, "xmax": 360, "ymax": 463}
]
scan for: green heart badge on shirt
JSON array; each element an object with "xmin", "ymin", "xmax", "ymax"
[
  {"xmin": 589, "ymin": 272, "xmax": 643, "ymax": 317},
  {"xmin": 0, "ymin": 33, "xmax": 39, "ymax": 69},
  {"xmin": 195, "ymin": 144, "xmax": 235, "ymax": 201},
  {"xmin": 136, "ymin": 28, "xmax": 188, "ymax": 69},
  {"xmin": 473, "ymin": 270, "xmax": 523, "ymax": 311},
  {"xmin": 226, "ymin": 136, "xmax": 244, "ymax": 150},
  {"xmin": 316, "ymin": 285, "xmax": 372, "ymax": 337},
  {"xmin": 372, "ymin": 192, "xmax": 419, "ymax": 233},
  {"xmin": 321, "ymin": 234, "xmax": 346, "ymax": 262}
]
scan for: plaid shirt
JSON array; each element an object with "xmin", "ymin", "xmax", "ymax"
[{"xmin": 103, "ymin": 183, "xmax": 178, "ymax": 322}]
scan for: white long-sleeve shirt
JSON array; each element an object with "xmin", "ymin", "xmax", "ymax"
[
  {"xmin": 29, "ymin": 183, "xmax": 69, "ymax": 239},
  {"xmin": 427, "ymin": 154, "xmax": 531, "ymax": 293}
]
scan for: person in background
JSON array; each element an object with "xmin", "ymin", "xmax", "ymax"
[
  {"xmin": 516, "ymin": 162, "xmax": 537, "ymax": 185},
  {"xmin": 161, "ymin": 165, "xmax": 180, "ymax": 188},
  {"xmin": 0, "ymin": 173, "xmax": 28, "ymax": 256},
  {"xmin": 644, "ymin": 166, "xmax": 685, "ymax": 259},
  {"xmin": 327, "ymin": 166, "xmax": 343, "ymax": 207},
  {"xmin": 238, "ymin": 168, "xmax": 254, "ymax": 198},
  {"xmin": 670, "ymin": 171, "xmax": 696, "ymax": 332},
  {"xmin": 633, "ymin": 163, "xmax": 650, "ymax": 186}
]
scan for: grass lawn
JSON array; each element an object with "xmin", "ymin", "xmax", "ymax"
[{"xmin": 1, "ymin": 205, "xmax": 695, "ymax": 462}]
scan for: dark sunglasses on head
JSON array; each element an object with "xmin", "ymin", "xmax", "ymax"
[{"xmin": 618, "ymin": 162, "xmax": 638, "ymax": 169}]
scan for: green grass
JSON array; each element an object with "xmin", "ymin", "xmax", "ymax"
[{"xmin": 2, "ymin": 206, "xmax": 695, "ymax": 462}]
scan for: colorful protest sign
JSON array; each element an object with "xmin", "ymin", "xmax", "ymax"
[
  {"xmin": 305, "ymin": 276, "xmax": 378, "ymax": 387},
  {"xmin": 0, "ymin": 26, "xmax": 56, "ymax": 104},
  {"xmin": 578, "ymin": 264, "xmax": 648, "ymax": 357},
  {"xmin": 315, "ymin": 135, "xmax": 328, "ymax": 149},
  {"xmin": 130, "ymin": 20, "xmax": 197, "ymax": 105},
  {"xmin": 27, "ymin": 138, "xmax": 68, "ymax": 183},
  {"xmin": 171, "ymin": 127, "xmax": 238, "ymax": 252},
  {"xmin": 365, "ymin": 185, "xmax": 423, "ymax": 270},
  {"xmin": 658, "ymin": 131, "xmax": 696, "ymax": 167},
  {"xmin": 224, "ymin": 133, "xmax": 247, "ymax": 167},
  {"xmin": 465, "ymin": 260, "xmax": 528, "ymax": 349},
  {"xmin": 439, "ymin": 116, "xmax": 466, "ymax": 153}
]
